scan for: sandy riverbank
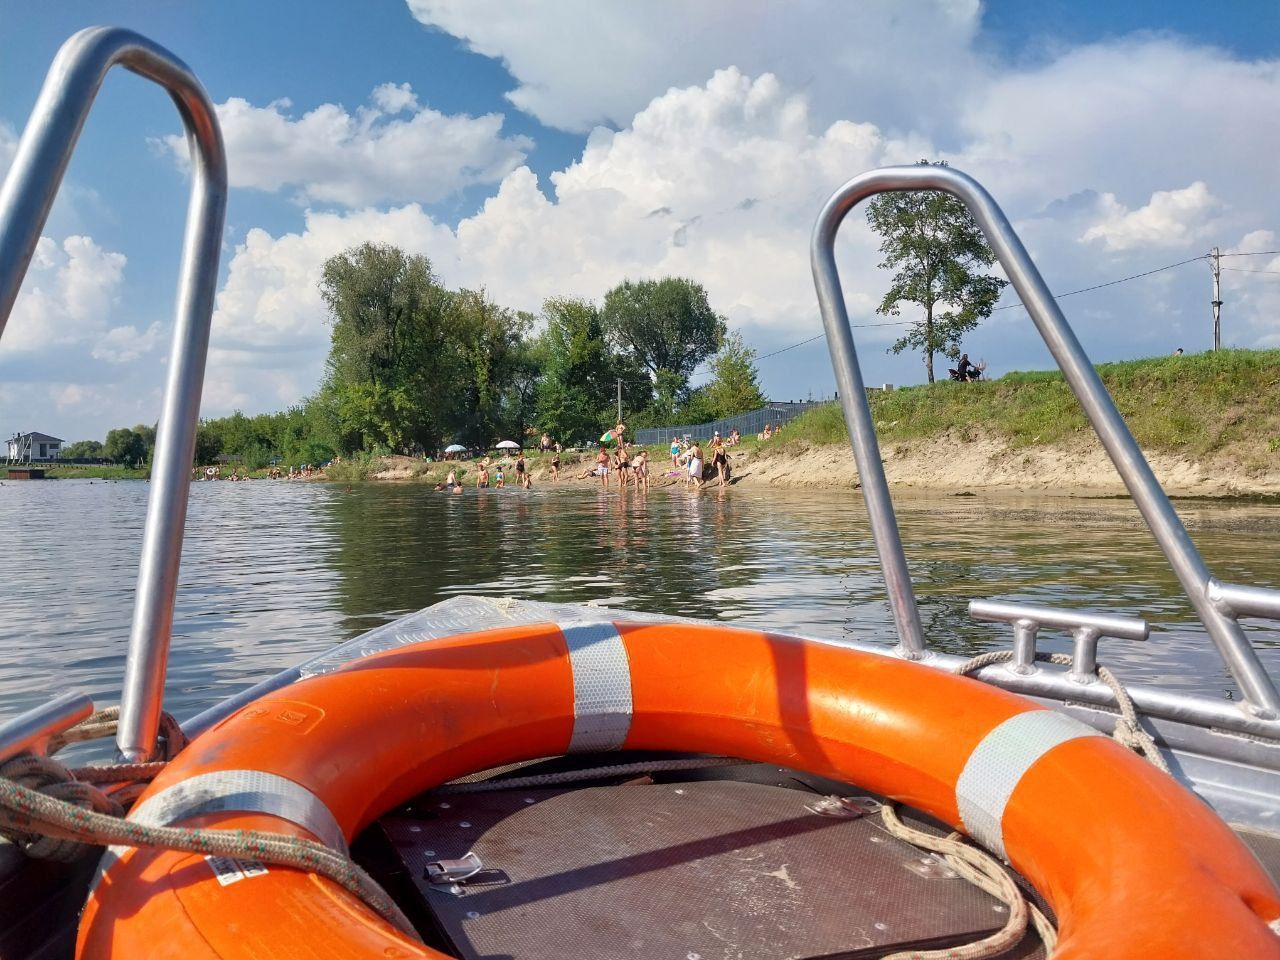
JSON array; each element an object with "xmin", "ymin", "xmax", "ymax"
[
  {"xmin": 357, "ymin": 432, "xmax": 1280, "ymax": 499},
  {"xmin": 720, "ymin": 433, "xmax": 1280, "ymax": 497}
]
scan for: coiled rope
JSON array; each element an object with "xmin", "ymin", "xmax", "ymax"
[
  {"xmin": 0, "ymin": 705, "xmax": 418, "ymax": 939},
  {"xmin": 879, "ymin": 804, "xmax": 1056, "ymax": 960},
  {"xmin": 871, "ymin": 648, "xmax": 1172, "ymax": 959}
]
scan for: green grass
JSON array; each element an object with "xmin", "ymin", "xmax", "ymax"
[
  {"xmin": 5, "ymin": 464, "xmax": 150, "ymax": 480},
  {"xmin": 779, "ymin": 348, "xmax": 1280, "ymax": 462}
]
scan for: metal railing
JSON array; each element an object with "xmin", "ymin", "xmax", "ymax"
[
  {"xmin": 0, "ymin": 27, "xmax": 227, "ymax": 760},
  {"xmin": 810, "ymin": 164, "xmax": 1280, "ymax": 720}
]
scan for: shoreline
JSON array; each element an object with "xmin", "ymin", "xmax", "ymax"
[{"xmin": 360, "ymin": 434, "xmax": 1280, "ymax": 499}]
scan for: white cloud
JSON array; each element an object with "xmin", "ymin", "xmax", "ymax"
[
  {"xmin": 159, "ymin": 84, "xmax": 532, "ymax": 207},
  {"xmin": 202, "ymin": 67, "xmax": 913, "ymax": 411},
  {"xmin": 1080, "ymin": 181, "xmax": 1221, "ymax": 251},
  {"xmin": 1, "ymin": 235, "xmax": 128, "ymax": 354},
  {"xmin": 92, "ymin": 322, "xmax": 162, "ymax": 364},
  {"xmin": 407, "ymin": 0, "xmax": 986, "ymax": 135}
]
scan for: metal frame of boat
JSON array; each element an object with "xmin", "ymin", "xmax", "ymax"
[{"xmin": 2, "ymin": 24, "xmax": 1280, "ymax": 958}]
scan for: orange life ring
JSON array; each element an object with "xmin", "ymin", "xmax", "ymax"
[{"xmin": 79, "ymin": 622, "xmax": 1280, "ymax": 958}]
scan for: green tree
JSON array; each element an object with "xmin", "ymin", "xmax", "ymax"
[
  {"xmin": 443, "ymin": 288, "xmax": 532, "ymax": 447},
  {"xmin": 61, "ymin": 440, "xmax": 104, "ymax": 459},
  {"xmin": 193, "ymin": 425, "xmax": 222, "ymax": 465},
  {"xmin": 104, "ymin": 428, "xmax": 146, "ymax": 466},
  {"xmin": 704, "ymin": 330, "xmax": 767, "ymax": 417},
  {"xmin": 866, "ymin": 160, "xmax": 1007, "ymax": 383},
  {"xmin": 533, "ymin": 297, "xmax": 627, "ymax": 443},
  {"xmin": 131, "ymin": 423, "xmax": 157, "ymax": 462},
  {"xmin": 600, "ymin": 277, "xmax": 726, "ymax": 405},
  {"xmin": 319, "ymin": 242, "xmax": 452, "ymax": 453}
]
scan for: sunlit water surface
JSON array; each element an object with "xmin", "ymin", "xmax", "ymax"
[{"xmin": 2, "ymin": 479, "xmax": 1278, "ymax": 726}]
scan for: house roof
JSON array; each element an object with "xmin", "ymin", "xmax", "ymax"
[{"xmin": 11, "ymin": 432, "xmax": 64, "ymax": 443}]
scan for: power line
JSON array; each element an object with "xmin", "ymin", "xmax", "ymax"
[
  {"xmin": 992, "ymin": 254, "xmax": 1205, "ymax": 313},
  {"xmin": 689, "ymin": 248, "xmax": 1254, "ymax": 378}
]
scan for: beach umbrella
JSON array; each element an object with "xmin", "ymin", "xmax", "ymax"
[
  {"xmin": 599, "ymin": 430, "xmax": 616, "ymax": 446},
  {"xmin": 444, "ymin": 444, "xmax": 466, "ymax": 453},
  {"xmin": 495, "ymin": 440, "xmax": 520, "ymax": 450}
]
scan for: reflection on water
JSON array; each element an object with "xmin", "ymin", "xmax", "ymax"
[{"xmin": 1, "ymin": 478, "xmax": 1278, "ymax": 724}]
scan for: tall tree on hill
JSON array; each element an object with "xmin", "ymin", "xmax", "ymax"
[
  {"xmin": 600, "ymin": 277, "xmax": 727, "ymax": 411},
  {"xmin": 866, "ymin": 160, "xmax": 1007, "ymax": 383}
]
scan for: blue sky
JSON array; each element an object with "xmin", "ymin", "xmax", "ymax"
[{"xmin": 2, "ymin": 1, "xmax": 1280, "ymax": 442}]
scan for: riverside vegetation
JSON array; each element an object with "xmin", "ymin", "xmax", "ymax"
[{"xmin": 755, "ymin": 348, "xmax": 1280, "ymax": 496}]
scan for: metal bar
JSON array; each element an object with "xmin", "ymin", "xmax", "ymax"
[
  {"xmin": 0, "ymin": 27, "xmax": 227, "ymax": 759},
  {"xmin": 1210, "ymin": 581, "xmax": 1280, "ymax": 621},
  {"xmin": 810, "ymin": 165, "xmax": 1279, "ymax": 717},
  {"xmin": 0, "ymin": 693, "xmax": 93, "ymax": 764},
  {"xmin": 811, "ymin": 193, "xmax": 925, "ymax": 658},
  {"xmin": 969, "ymin": 599, "xmax": 1149, "ymax": 641}
]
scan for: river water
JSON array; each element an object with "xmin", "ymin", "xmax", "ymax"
[{"xmin": 2, "ymin": 479, "xmax": 1278, "ymax": 728}]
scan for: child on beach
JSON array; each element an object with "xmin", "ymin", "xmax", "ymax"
[{"xmin": 495, "ymin": 465, "xmax": 505, "ymax": 488}]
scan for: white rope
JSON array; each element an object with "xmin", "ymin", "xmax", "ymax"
[{"xmin": 879, "ymin": 804, "xmax": 1056, "ymax": 960}]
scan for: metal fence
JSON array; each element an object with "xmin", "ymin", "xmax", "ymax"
[{"xmin": 632, "ymin": 400, "xmax": 836, "ymax": 446}]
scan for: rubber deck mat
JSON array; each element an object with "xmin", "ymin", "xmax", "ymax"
[{"xmin": 382, "ymin": 778, "xmax": 1009, "ymax": 959}]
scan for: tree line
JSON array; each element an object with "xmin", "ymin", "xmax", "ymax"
[
  {"xmin": 74, "ymin": 242, "xmax": 767, "ymax": 467},
  {"xmin": 72, "ymin": 167, "xmax": 1008, "ymax": 466}
]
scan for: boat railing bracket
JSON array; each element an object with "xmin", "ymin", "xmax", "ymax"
[{"xmin": 968, "ymin": 599, "xmax": 1149, "ymax": 684}]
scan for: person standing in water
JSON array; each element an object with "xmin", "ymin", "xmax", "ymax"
[{"xmin": 595, "ymin": 445, "xmax": 610, "ymax": 489}]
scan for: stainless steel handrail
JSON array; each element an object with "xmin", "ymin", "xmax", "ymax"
[
  {"xmin": 0, "ymin": 27, "xmax": 227, "ymax": 759},
  {"xmin": 810, "ymin": 164, "xmax": 1280, "ymax": 720},
  {"xmin": 0, "ymin": 693, "xmax": 93, "ymax": 764}
]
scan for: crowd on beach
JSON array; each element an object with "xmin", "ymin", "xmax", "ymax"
[
  {"xmin": 192, "ymin": 420, "xmax": 786, "ymax": 492},
  {"xmin": 195, "ymin": 460, "xmax": 333, "ymax": 481}
]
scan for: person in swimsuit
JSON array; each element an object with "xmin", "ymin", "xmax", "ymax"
[
  {"xmin": 445, "ymin": 469, "xmax": 457, "ymax": 488},
  {"xmin": 595, "ymin": 446, "xmax": 610, "ymax": 488},
  {"xmin": 515, "ymin": 453, "xmax": 530, "ymax": 488},
  {"xmin": 711, "ymin": 436, "xmax": 729, "ymax": 487},
  {"xmin": 495, "ymin": 466, "xmax": 505, "ymax": 488},
  {"xmin": 635, "ymin": 449, "xmax": 650, "ymax": 492},
  {"xmin": 477, "ymin": 464, "xmax": 489, "ymax": 488},
  {"xmin": 670, "ymin": 437, "xmax": 681, "ymax": 469},
  {"xmin": 615, "ymin": 449, "xmax": 631, "ymax": 488},
  {"xmin": 549, "ymin": 451, "xmax": 560, "ymax": 481}
]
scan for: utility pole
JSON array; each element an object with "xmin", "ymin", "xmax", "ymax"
[
  {"xmin": 1210, "ymin": 246, "xmax": 1222, "ymax": 351},
  {"xmin": 616, "ymin": 378, "xmax": 622, "ymax": 424}
]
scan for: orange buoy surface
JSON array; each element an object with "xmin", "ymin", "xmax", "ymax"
[{"xmin": 79, "ymin": 622, "xmax": 1280, "ymax": 959}]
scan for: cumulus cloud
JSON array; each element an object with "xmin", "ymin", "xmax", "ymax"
[
  {"xmin": 2, "ymin": 235, "xmax": 128, "ymax": 355},
  {"xmin": 159, "ymin": 84, "xmax": 532, "ymax": 207},
  {"xmin": 1080, "ymin": 182, "xmax": 1221, "ymax": 251},
  {"xmin": 406, "ymin": 0, "xmax": 987, "ymax": 135},
  {"xmin": 203, "ymin": 67, "xmax": 913, "ymax": 409}
]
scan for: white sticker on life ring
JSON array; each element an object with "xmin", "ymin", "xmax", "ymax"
[{"xmin": 205, "ymin": 855, "xmax": 269, "ymax": 886}]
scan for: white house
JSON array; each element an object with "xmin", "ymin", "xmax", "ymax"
[{"xmin": 6, "ymin": 432, "xmax": 63, "ymax": 461}]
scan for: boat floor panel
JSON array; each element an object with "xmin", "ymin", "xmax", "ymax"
[
  {"xmin": 381, "ymin": 777, "xmax": 1016, "ymax": 959},
  {"xmin": 1239, "ymin": 826, "xmax": 1280, "ymax": 886}
]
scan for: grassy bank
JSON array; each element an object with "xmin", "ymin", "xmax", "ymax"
[
  {"xmin": 4, "ymin": 464, "xmax": 149, "ymax": 480},
  {"xmin": 781, "ymin": 349, "xmax": 1280, "ymax": 464}
]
